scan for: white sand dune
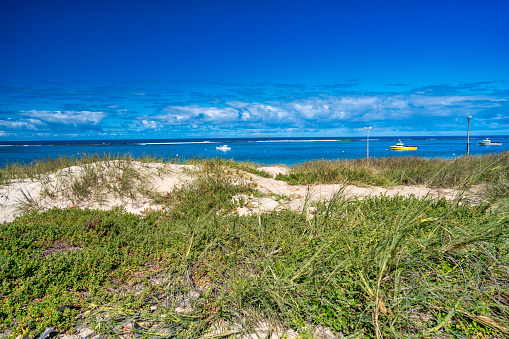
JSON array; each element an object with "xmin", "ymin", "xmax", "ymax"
[
  {"xmin": 0, "ymin": 162, "xmax": 195, "ymax": 223},
  {"xmin": 0, "ymin": 162, "xmax": 470, "ymax": 224}
]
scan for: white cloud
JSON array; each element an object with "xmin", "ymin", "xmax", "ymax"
[
  {"xmin": 21, "ymin": 110, "xmax": 106, "ymax": 125},
  {"xmin": 160, "ymin": 105, "xmax": 238, "ymax": 124},
  {"xmin": 141, "ymin": 120, "xmax": 162, "ymax": 130},
  {"xmin": 0, "ymin": 119, "xmax": 44, "ymax": 130}
]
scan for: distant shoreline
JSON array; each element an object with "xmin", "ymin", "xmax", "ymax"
[{"xmin": 2, "ymin": 135, "xmax": 509, "ymax": 145}]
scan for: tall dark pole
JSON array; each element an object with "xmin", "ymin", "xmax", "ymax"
[{"xmin": 467, "ymin": 116, "xmax": 472, "ymax": 156}]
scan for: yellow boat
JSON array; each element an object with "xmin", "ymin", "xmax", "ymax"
[{"xmin": 390, "ymin": 139, "xmax": 417, "ymax": 151}]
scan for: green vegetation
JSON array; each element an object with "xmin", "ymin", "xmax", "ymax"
[
  {"xmin": 1, "ymin": 154, "xmax": 509, "ymax": 337},
  {"xmin": 276, "ymin": 152, "xmax": 509, "ymax": 194},
  {"xmin": 186, "ymin": 157, "xmax": 272, "ymax": 178}
]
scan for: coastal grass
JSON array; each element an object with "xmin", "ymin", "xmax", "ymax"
[
  {"xmin": 5, "ymin": 155, "xmax": 166, "ymax": 213},
  {"xmin": 185, "ymin": 157, "xmax": 272, "ymax": 178},
  {"xmin": 276, "ymin": 152, "xmax": 509, "ymax": 196},
  {"xmin": 152, "ymin": 160, "xmax": 261, "ymax": 219},
  {"xmin": 0, "ymin": 153, "xmax": 167, "ymax": 187},
  {"xmin": 1, "ymin": 154, "xmax": 509, "ymax": 337},
  {"xmin": 1, "ymin": 157, "xmax": 509, "ymax": 337}
]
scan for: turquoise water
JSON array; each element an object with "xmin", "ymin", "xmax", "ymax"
[{"xmin": 1, "ymin": 136, "xmax": 508, "ymax": 168}]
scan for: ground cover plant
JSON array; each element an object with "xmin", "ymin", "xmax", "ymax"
[
  {"xmin": 2, "ymin": 194, "xmax": 509, "ymax": 337},
  {"xmin": 1, "ymin": 154, "xmax": 509, "ymax": 337}
]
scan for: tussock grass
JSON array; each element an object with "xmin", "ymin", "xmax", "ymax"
[
  {"xmin": 155, "ymin": 160, "xmax": 259, "ymax": 219},
  {"xmin": 0, "ymin": 154, "xmax": 270, "ymax": 187},
  {"xmin": 186, "ymin": 157, "xmax": 272, "ymax": 178},
  {"xmin": 277, "ymin": 152, "xmax": 509, "ymax": 191},
  {"xmin": 0, "ymin": 153, "xmax": 168, "ymax": 187},
  {"xmin": 3, "ymin": 155, "xmax": 170, "ymax": 213}
]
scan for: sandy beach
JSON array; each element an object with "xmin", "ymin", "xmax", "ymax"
[{"xmin": 0, "ymin": 162, "xmax": 466, "ymax": 224}]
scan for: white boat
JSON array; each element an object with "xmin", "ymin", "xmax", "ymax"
[
  {"xmin": 478, "ymin": 138, "xmax": 502, "ymax": 146},
  {"xmin": 216, "ymin": 144, "xmax": 231, "ymax": 151}
]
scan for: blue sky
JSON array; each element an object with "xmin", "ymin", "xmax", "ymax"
[{"xmin": 1, "ymin": 0, "xmax": 508, "ymax": 140}]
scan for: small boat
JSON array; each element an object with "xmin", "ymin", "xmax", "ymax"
[
  {"xmin": 390, "ymin": 139, "xmax": 417, "ymax": 151},
  {"xmin": 478, "ymin": 138, "xmax": 502, "ymax": 146},
  {"xmin": 216, "ymin": 144, "xmax": 231, "ymax": 151}
]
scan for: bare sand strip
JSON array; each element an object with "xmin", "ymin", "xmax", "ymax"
[
  {"xmin": 235, "ymin": 166, "xmax": 462, "ymax": 216},
  {"xmin": 1, "ymin": 163, "xmax": 466, "ymax": 224}
]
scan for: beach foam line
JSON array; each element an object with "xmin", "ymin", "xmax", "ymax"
[
  {"xmin": 253, "ymin": 139, "xmax": 387, "ymax": 143},
  {"xmin": 136, "ymin": 141, "xmax": 213, "ymax": 145},
  {"xmin": 0, "ymin": 144, "xmax": 44, "ymax": 147},
  {"xmin": 253, "ymin": 139, "xmax": 342, "ymax": 143}
]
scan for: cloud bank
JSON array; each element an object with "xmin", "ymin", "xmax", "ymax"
[
  {"xmin": 0, "ymin": 81, "xmax": 507, "ymax": 138},
  {"xmin": 152, "ymin": 94, "xmax": 505, "ymax": 132},
  {"xmin": 20, "ymin": 110, "xmax": 106, "ymax": 126}
]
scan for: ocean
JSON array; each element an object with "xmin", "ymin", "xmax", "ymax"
[{"xmin": 1, "ymin": 136, "xmax": 508, "ymax": 168}]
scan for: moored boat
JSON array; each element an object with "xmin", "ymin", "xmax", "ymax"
[
  {"xmin": 216, "ymin": 144, "xmax": 231, "ymax": 151},
  {"xmin": 390, "ymin": 139, "xmax": 417, "ymax": 151},
  {"xmin": 478, "ymin": 138, "xmax": 502, "ymax": 146}
]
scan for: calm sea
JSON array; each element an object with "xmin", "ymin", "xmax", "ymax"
[{"xmin": 1, "ymin": 136, "xmax": 508, "ymax": 168}]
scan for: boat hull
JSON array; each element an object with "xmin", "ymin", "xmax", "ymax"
[
  {"xmin": 390, "ymin": 146, "xmax": 417, "ymax": 151},
  {"xmin": 478, "ymin": 142, "xmax": 501, "ymax": 146},
  {"xmin": 478, "ymin": 138, "xmax": 502, "ymax": 146}
]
